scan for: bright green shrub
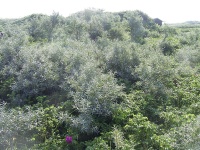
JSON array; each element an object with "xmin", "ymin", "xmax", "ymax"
[
  {"xmin": 85, "ymin": 137, "xmax": 110, "ymax": 150},
  {"xmin": 160, "ymin": 108, "xmax": 195, "ymax": 129},
  {"xmin": 160, "ymin": 36, "xmax": 180, "ymax": 55},
  {"xmin": 0, "ymin": 77, "xmax": 14, "ymax": 103},
  {"xmin": 32, "ymin": 105, "xmax": 71, "ymax": 150},
  {"xmin": 164, "ymin": 115, "xmax": 200, "ymax": 150},
  {"xmin": 124, "ymin": 114, "xmax": 157, "ymax": 149},
  {"xmin": 151, "ymin": 134, "xmax": 174, "ymax": 150},
  {"xmin": 111, "ymin": 126, "xmax": 125, "ymax": 150},
  {"xmin": 169, "ymin": 75, "xmax": 200, "ymax": 108},
  {"xmin": 0, "ymin": 103, "xmax": 71, "ymax": 150}
]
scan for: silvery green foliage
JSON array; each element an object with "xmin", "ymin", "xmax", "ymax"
[
  {"xmin": 62, "ymin": 40, "xmax": 93, "ymax": 75},
  {"xmin": 69, "ymin": 62, "xmax": 123, "ymax": 133},
  {"xmin": 0, "ymin": 26, "xmax": 29, "ymax": 76},
  {"xmin": 175, "ymin": 46, "xmax": 200, "ymax": 75},
  {"xmin": 71, "ymin": 62, "xmax": 123, "ymax": 116},
  {"xmin": 11, "ymin": 43, "xmax": 66, "ymax": 98},
  {"xmin": 135, "ymin": 51, "xmax": 176, "ymax": 98},
  {"xmin": 100, "ymin": 12, "xmax": 120, "ymax": 31},
  {"xmin": 88, "ymin": 16, "xmax": 104, "ymax": 41},
  {"xmin": 65, "ymin": 16, "xmax": 88, "ymax": 41},
  {"xmin": 71, "ymin": 113, "xmax": 98, "ymax": 133},
  {"xmin": 0, "ymin": 25, "xmax": 30, "ymax": 103},
  {"xmin": 27, "ymin": 14, "xmax": 50, "ymax": 42},
  {"xmin": 105, "ymin": 41, "xmax": 140, "ymax": 81},
  {"xmin": 0, "ymin": 103, "xmax": 39, "ymax": 149},
  {"xmin": 47, "ymin": 12, "xmax": 61, "ymax": 41},
  {"xmin": 74, "ymin": 9, "xmax": 104, "ymax": 22},
  {"xmin": 27, "ymin": 12, "xmax": 64, "ymax": 42},
  {"xmin": 164, "ymin": 115, "xmax": 200, "ymax": 150},
  {"xmin": 11, "ymin": 39, "xmax": 97, "ymax": 100},
  {"xmin": 125, "ymin": 11, "xmax": 146, "ymax": 43}
]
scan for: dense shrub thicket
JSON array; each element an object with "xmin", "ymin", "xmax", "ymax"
[{"xmin": 0, "ymin": 9, "xmax": 200, "ymax": 149}]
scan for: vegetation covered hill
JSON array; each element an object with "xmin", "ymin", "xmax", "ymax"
[{"xmin": 0, "ymin": 9, "xmax": 200, "ymax": 150}]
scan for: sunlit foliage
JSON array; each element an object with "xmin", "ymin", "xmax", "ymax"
[{"xmin": 0, "ymin": 9, "xmax": 199, "ymax": 149}]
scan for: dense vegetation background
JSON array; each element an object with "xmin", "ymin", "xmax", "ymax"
[{"xmin": 0, "ymin": 9, "xmax": 200, "ymax": 150}]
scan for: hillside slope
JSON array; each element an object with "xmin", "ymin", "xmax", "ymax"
[{"xmin": 0, "ymin": 9, "xmax": 200, "ymax": 150}]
